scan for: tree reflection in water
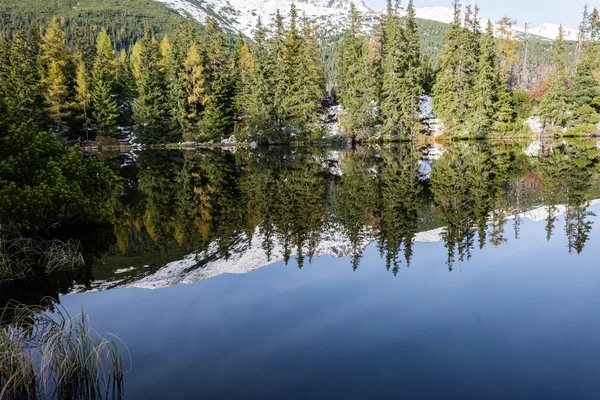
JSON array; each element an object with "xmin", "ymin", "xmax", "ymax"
[{"xmin": 2, "ymin": 141, "xmax": 600, "ymax": 312}]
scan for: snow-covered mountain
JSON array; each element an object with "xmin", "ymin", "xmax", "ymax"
[
  {"xmin": 527, "ymin": 23, "xmax": 579, "ymax": 41},
  {"xmin": 297, "ymin": 0, "xmax": 372, "ymax": 12},
  {"xmin": 152, "ymin": 0, "xmax": 577, "ymax": 41}
]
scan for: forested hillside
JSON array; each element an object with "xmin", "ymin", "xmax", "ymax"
[{"xmin": 0, "ymin": 0, "xmax": 186, "ymax": 49}]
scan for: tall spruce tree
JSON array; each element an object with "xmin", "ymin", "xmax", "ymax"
[
  {"xmin": 569, "ymin": 8, "xmax": 600, "ymax": 118},
  {"xmin": 235, "ymin": 18, "xmax": 272, "ymax": 138},
  {"xmin": 292, "ymin": 16, "xmax": 325, "ymax": 134},
  {"xmin": 268, "ymin": 11, "xmax": 288, "ymax": 129},
  {"xmin": 336, "ymin": 4, "xmax": 377, "ymax": 140},
  {"xmin": 91, "ymin": 28, "xmax": 119, "ymax": 133},
  {"xmin": 199, "ymin": 18, "xmax": 234, "ymax": 140},
  {"xmin": 133, "ymin": 30, "xmax": 168, "ymax": 132},
  {"xmin": 433, "ymin": 0, "xmax": 469, "ymax": 131},
  {"xmin": 380, "ymin": 0, "xmax": 423, "ymax": 139},
  {"xmin": 74, "ymin": 59, "xmax": 92, "ymax": 135},
  {"xmin": 184, "ymin": 42, "xmax": 206, "ymax": 137},
  {"xmin": 40, "ymin": 17, "xmax": 73, "ymax": 129},
  {"xmin": 466, "ymin": 21, "xmax": 499, "ymax": 134},
  {"xmin": 4, "ymin": 27, "xmax": 45, "ymax": 124},
  {"xmin": 537, "ymin": 26, "xmax": 570, "ymax": 129}
]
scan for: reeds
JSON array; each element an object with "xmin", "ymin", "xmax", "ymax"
[
  {"xmin": 0, "ymin": 231, "xmax": 84, "ymax": 282},
  {"xmin": 0, "ymin": 301, "xmax": 129, "ymax": 399}
]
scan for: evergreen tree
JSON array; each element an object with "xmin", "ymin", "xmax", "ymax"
[
  {"xmin": 569, "ymin": 8, "xmax": 600, "ymax": 120},
  {"xmin": 336, "ymin": 4, "xmax": 377, "ymax": 140},
  {"xmin": 91, "ymin": 28, "xmax": 119, "ymax": 133},
  {"xmin": 4, "ymin": 27, "xmax": 45, "ymax": 123},
  {"xmin": 235, "ymin": 18, "xmax": 271, "ymax": 138},
  {"xmin": 133, "ymin": 30, "xmax": 168, "ymax": 130},
  {"xmin": 44, "ymin": 60, "xmax": 72, "ymax": 128},
  {"xmin": 537, "ymin": 26, "xmax": 570, "ymax": 129},
  {"xmin": 115, "ymin": 48, "xmax": 136, "ymax": 124},
  {"xmin": 233, "ymin": 34, "xmax": 256, "ymax": 127},
  {"xmin": 467, "ymin": 21, "xmax": 499, "ymax": 134},
  {"xmin": 74, "ymin": 59, "xmax": 92, "ymax": 135},
  {"xmin": 433, "ymin": 1, "xmax": 472, "ymax": 133},
  {"xmin": 380, "ymin": 0, "xmax": 423, "ymax": 139},
  {"xmin": 294, "ymin": 17, "xmax": 325, "ymax": 134},
  {"xmin": 40, "ymin": 17, "xmax": 73, "ymax": 128},
  {"xmin": 184, "ymin": 43, "xmax": 206, "ymax": 137},
  {"xmin": 268, "ymin": 11, "xmax": 288, "ymax": 129},
  {"xmin": 199, "ymin": 18, "xmax": 234, "ymax": 140},
  {"xmin": 164, "ymin": 31, "xmax": 189, "ymax": 133}
]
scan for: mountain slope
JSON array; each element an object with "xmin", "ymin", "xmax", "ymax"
[
  {"xmin": 0, "ymin": 0, "xmax": 185, "ymax": 48},
  {"xmin": 152, "ymin": 0, "xmax": 578, "ymax": 41}
]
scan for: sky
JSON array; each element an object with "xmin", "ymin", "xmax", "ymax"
[{"xmin": 367, "ymin": 0, "xmax": 586, "ymax": 28}]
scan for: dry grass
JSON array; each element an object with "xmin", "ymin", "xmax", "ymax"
[
  {"xmin": 0, "ymin": 301, "xmax": 129, "ymax": 399},
  {"xmin": 0, "ymin": 232, "xmax": 84, "ymax": 282}
]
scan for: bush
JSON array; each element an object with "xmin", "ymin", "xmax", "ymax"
[{"xmin": 0, "ymin": 122, "xmax": 121, "ymax": 231}]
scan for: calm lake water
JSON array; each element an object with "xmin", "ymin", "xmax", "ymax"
[{"xmin": 4, "ymin": 141, "xmax": 600, "ymax": 399}]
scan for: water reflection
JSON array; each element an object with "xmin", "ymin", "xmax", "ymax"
[{"xmin": 2, "ymin": 141, "xmax": 600, "ymax": 305}]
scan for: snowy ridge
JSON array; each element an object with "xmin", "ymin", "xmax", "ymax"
[
  {"xmin": 117, "ymin": 199, "xmax": 600, "ymax": 291},
  {"xmin": 297, "ymin": 0, "xmax": 372, "ymax": 12},
  {"xmin": 152, "ymin": 0, "xmax": 577, "ymax": 41},
  {"xmin": 125, "ymin": 225, "xmax": 371, "ymax": 290}
]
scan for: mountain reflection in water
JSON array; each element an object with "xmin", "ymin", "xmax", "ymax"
[{"xmin": 2, "ymin": 141, "xmax": 600, "ymax": 305}]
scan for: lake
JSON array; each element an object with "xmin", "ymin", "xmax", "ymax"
[{"xmin": 4, "ymin": 141, "xmax": 600, "ymax": 399}]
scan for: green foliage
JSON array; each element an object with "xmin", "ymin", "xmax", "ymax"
[
  {"xmin": 0, "ymin": 0, "xmax": 186, "ymax": 50},
  {"xmin": 379, "ymin": 0, "xmax": 423, "ymax": 139},
  {"xmin": 0, "ymin": 122, "xmax": 120, "ymax": 231},
  {"xmin": 335, "ymin": 5, "xmax": 377, "ymax": 139},
  {"xmin": 433, "ymin": 2, "xmax": 515, "ymax": 138},
  {"xmin": 537, "ymin": 26, "xmax": 571, "ymax": 129}
]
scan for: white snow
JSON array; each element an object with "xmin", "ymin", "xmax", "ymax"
[
  {"xmin": 526, "ymin": 23, "xmax": 579, "ymax": 42},
  {"xmin": 525, "ymin": 116, "xmax": 544, "ymax": 134},
  {"xmin": 152, "ymin": 0, "xmax": 577, "ymax": 41},
  {"xmin": 523, "ymin": 141, "xmax": 542, "ymax": 157}
]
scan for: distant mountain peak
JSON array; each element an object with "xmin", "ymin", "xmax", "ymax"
[
  {"xmin": 152, "ymin": 0, "xmax": 578, "ymax": 41},
  {"xmin": 295, "ymin": 0, "xmax": 372, "ymax": 13}
]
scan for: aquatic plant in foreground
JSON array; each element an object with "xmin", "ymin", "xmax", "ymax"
[{"xmin": 0, "ymin": 301, "xmax": 129, "ymax": 399}]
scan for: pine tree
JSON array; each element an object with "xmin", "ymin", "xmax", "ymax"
[
  {"xmin": 44, "ymin": 60, "xmax": 71, "ymax": 128},
  {"xmin": 538, "ymin": 26, "xmax": 570, "ymax": 129},
  {"xmin": 497, "ymin": 16, "xmax": 519, "ymax": 86},
  {"xmin": 235, "ymin": 18, "xmax": 271, "ymax": 138},
  {"xmin": 380, "ymin": 0, "xmax": 423, "ymax": 139},
  {"xmin": 40, "ymin": 18, "xmax": 75, "ymax": 130},
  {"xmin": 4, "ymin": 27, "xmax": 45, "ymax": 123},
  {"xmin": 336, "ymin": 4, "xmax": 377, "ymax": 139},
  {"xmin": 268, "ymin": 11, "xmax": 288, "ymax": 129},
  {"xmin": 199, "ymin": 18, "xmax": 234, "ymax": 140},
  {"xmin": 74, "ymin": 59, "xmax": 92, "ymax": 135},
  {"xmin": 115, "ymin": 48, "xmax": 136, "ymax": 124},
  {"xmin": 467, "ymin": 21, "xmax": 500, "ymax": 134},
  {"xmin": 233, "ymin": 34, "xmax": 256, "ymax": 127},
  {"xmin": 433, "ymin": 0, "xmax": 469, "ymax": 131},
  {"xmin": 91, "ymin": 28, "xmax": 119, "ymax": 132},
  {"xmin": 163, "ymin": 31, "xmax": 189, "ymax": 133},
  {"xmin": 569, "ymin": 8, "xmax": 600, "ymax": 118},
  {"xmin": 292, "ymin": 16, "xmax": 324, "ymax": 134},
  {"xmin": 133, "ymin": 30, "xmax": 168, "ymax": 128},
  {"xmin": 184, "ymin": 43, "xmax": 206, "ymax": 137}
]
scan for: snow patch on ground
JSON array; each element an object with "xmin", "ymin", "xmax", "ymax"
[
  {"xmin": 525, "ymin": 116, "xmax": 544, "ymax": 133},
  {"xmin": 523, "ymin": 141, "xmax": 542, "ymax": 157}
]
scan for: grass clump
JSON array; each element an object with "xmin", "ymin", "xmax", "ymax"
[
  {"xmin": 0, "ymin": 301, "xmax": 129, "ymax": 399},
  {"xmin": 0, "ymin": 231, "xmax": 84, "ymax": 283}
]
